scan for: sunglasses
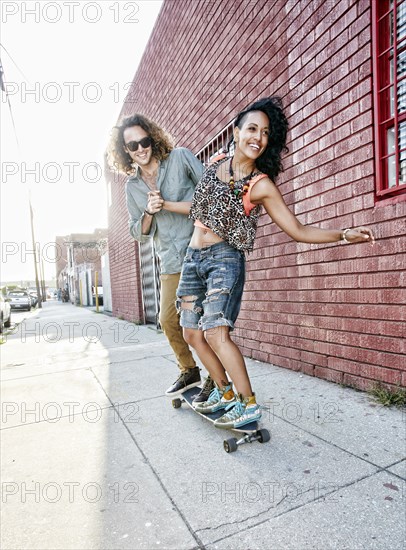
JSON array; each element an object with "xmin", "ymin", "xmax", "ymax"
[{"xmin": 124, "ymin": 136, "xmax": 152, "ymax": 152}]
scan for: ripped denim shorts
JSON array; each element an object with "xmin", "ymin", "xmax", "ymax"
[{"xmin": 176, "ymin": 241, "xmax": 245, "ymax": 332}]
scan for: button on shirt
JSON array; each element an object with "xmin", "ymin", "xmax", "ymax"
[{"xmin": 125, "ymin": 147, "xmax": 204, "ymax": 274}]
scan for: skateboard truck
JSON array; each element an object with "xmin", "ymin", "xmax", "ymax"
[
  {"xmin": 223, "ymin": 429, "xmax": 270, "ymax": 453},
  {"xmin": 172, "ymin": 392, "xmax": 271, "ymax": 453}
]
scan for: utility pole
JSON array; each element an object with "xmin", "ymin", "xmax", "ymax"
[
  {"xmin": 29, "ymin": 198, "xmax": 42, "ymax": 309},
  {"xmin": 1, "ymin": 55, "xmax": 41, "ymax": 306},
  {"xmin": 41, "ymin": 258, "xmax": 46, "ymax": 302}
]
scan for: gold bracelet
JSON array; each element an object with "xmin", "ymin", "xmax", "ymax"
[{"xmin": 342, "ymin": 228, "xmax": 351, "ymax": 243}]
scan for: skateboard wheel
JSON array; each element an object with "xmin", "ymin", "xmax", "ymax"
[
  {"xmin": 172, "ymin": 398, "xmax": 182, "ymax": 409},
  {"xmin": 223, "ymin": 438, "xmax": 238, "ymax": 453},
  {"xmin": 257, "ymin": 429, "xmax": 270, "ymax": 443}
]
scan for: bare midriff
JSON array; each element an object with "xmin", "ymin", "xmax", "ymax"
[{"xmin": 189, "ymin": 224, "xmax": 224, "ymax": 249}]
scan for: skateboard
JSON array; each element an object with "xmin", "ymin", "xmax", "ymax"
[{"xmin": 172, "ymin": 386, "xmax": 271, "ymax": 453}]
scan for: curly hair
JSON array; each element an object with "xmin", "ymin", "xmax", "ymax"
[
  {"xmin": 107, "ymin": 114, "xmax": 174, "ymax": 175},
  {"xmin": 228, "ymin": 97, "xmax": 289, "ymax": 181}
]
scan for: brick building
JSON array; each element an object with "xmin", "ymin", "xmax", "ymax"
[{"xmin": 106, "ymin": 0, "xmax": 406, "ymax": 390}]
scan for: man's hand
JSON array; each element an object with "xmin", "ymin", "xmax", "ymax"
[{"xmin": 146, "ymin": 190, "xmax": 164, "ymax": 214}]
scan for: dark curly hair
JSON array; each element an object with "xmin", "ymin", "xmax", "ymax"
[
  {"xmin": 107, "ymin": 114, "xmax": 174, "ymax": 175},
  {"xmin": 229, "ymin": 97, "xmax": 289, "ymax": 181}
]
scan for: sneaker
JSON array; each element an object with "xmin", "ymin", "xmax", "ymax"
[
  {"xmin": 192, "ymin": 375, "xmax": 215, "ymax": 405},
  {"xmin": 214, "ymin": 393, "xmax": 262, "ymax": 429},
  {"xmin": 165, "ymin": 367, "xmax": 201, "ymax": 397},
  {"xmin": 194, "ymin": 383, "xmax": 236, "ymax": 414}
]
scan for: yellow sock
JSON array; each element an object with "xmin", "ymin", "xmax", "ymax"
[
  {"xmin": 245, "ymin": 395, "xmax": 257, "ymax": 406},
  {"xmin": 223, "ymin": 389, "xmax": 234, "ymax": 400}
]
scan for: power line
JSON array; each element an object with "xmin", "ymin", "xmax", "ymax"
[
  {"xmin": 0, "ymin": 42, "xmax": 29, "ymax": 81},
  {"xmin": 0, "ymin": 56, "xmax": 20, "ymax": 151}
]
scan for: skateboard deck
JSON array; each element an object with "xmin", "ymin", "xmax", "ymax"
[{"xmin": 172, "ymin": 386, "xmax": 270, "ymax": 453}]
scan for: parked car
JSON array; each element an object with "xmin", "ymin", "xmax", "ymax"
[
  {"xmin": 0, "ymin": 295, "xmax": 11, "ymax": 333},
  {"xmin": 29, "ymin": 292, "xmax": 38, "ymax": 307},
  {"xmin": 7, "ymin": 290, "xmax": 31, "ymax": 311}
]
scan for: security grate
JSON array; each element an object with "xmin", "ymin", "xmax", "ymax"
[
  {"xmin": 139, "ymin": 239, "xmax": 160, "ymax": 326},
  {"xmin": 196, "ymin": 121, "xmax": 234, "ymax": 166}
]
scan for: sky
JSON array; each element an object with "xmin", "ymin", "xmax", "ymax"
[{"xmin": 0, "ymin": 0, "xmax": 163, "ymax": 284}]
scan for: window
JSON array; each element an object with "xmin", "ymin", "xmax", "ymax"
[
  {"xmin": 196, "ymin": 121, "xmax": 234, "ymax": 166},
  {"xmin": 373, "ymin": 0, "xmax": 406, "ymax": 198}
]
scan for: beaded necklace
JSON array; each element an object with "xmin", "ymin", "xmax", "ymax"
[{"xmin": 228, "ymin": 157, "xmax": 256, "ymax": 197}]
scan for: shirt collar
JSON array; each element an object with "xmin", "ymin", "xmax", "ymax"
[{"xmin": 130, "ymin": 158, "xmax": 162, "ymax": 180}]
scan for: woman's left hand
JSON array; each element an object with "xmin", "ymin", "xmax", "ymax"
[{"xmin": 343, "ymin": 226, "xmax": 375, "ymax": 244}]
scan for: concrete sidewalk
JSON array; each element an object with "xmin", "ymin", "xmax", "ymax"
[{"xmin": 1, "ymin": 302, "xmax": 405, "ymax": 550}]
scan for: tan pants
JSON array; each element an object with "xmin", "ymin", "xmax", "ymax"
[{"xmin": 159, "ymin": 273, "xmax": 196, "ymax": 372}]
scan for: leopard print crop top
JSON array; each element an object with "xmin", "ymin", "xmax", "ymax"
[{"xmin": 189, "ymin": 156, "xmax": 266, "ymax": 252}]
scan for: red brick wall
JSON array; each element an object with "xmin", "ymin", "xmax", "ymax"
[
  {"xmin": 106, "ymin": 168, "xmax": 144, "ymax": 323},
  {"xmin": 108, "ymin": 0, "xmax": 406, "ymax": 390},
  {"xmin": 122, "ymin": 0, "xmax": 290, "ymax": 149}
]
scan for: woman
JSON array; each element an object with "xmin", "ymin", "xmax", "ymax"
[{"xmin": 176, "ymin": 97, "xmax": 374, "ymax": 430}]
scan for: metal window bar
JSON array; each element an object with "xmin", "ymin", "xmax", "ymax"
[{"xmin": 196, "ymin": 121, "xmax": 235, "ymax": 166}]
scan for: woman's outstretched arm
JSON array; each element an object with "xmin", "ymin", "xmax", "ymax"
[{"xmin": 250, "ymin": 177, "xmax": 374, "ymax": 244}]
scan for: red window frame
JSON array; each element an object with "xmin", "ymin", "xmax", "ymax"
[{"xmin": 372, "ymin": 0, "xmax": 406, "ymax": 199}]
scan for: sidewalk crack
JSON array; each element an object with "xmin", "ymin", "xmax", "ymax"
[{"xmin": 201, "ymin": 469, "xmax": 387, "ymax": 545}]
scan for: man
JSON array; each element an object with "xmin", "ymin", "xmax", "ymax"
[{"xmin": 109, "ymin": 114, "xmax": 213, "ymax": 399}]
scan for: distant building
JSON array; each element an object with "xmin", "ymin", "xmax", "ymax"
[
  {"xmin": 105, "ymin": 0, "xmax": 406, "ymax": 391},
  {"xmin": 55, "ymin": 229, "xmax": 109, "ymax": 308}
]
